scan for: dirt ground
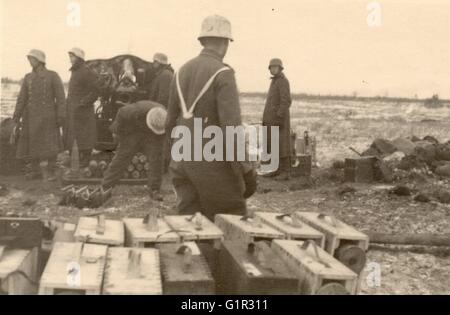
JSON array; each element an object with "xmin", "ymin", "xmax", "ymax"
[
  {"xmin": 1, "ymin": 170, "xmax": 449, "ymax": 294},
  {"xmin": 2, "ymin": 85, "xmax": 450, "ymax": 294}
]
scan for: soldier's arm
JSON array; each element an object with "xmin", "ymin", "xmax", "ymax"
[
  {"xmin": 276, "ymin": 78, "xmax": 292, "ymax": 118},
  {"xmin": 13, "ymin": 76, "xmax": 29, "ymax": 123},
  {"xmin": 52, "ymin": 72, "xmax": 66, "ymax": 121},
  {"xmin": 156, "ymin": 72, "xmax": 173, "ymax": 107},
  {"xmin": 165, "ymin": 77, "xmax": 180, "ymax": 137},
  {"xmin": 80, "ymin": 69, "xmax": 100, "ymax": 107},
  {"xmin": 215, "ymin": 70, "xmax": 242, "ymax": 127},
  {"xmin": 216, "ymin": 70, "xmax": 254, "ymax": 175}
]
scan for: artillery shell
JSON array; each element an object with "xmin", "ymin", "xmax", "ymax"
[
  {"xmin": 139, "ymin": 155, "xmax": 147, "ymax": 163},
  {"xmin": 132, "ymin": 170, "xmax": 140, "ymax": 179},
  {"xmin": 136, "ymin": 163, "xmax": 144, "ymax": 171},
  {"xmin": 132, "ymin": 156, "xmax": 139, "ymax": 165},
  {"xmin": 127, "ymin": 164, "xmax": 135, "ymax": 172}
]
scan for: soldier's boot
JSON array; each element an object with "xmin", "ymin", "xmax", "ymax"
[
  {"xmin": 25, "ymin": 160, "xmax": 43, "ymax": 180},
  {"xmin": 46, "ymin": 156, "xmax": 58, "ymax": 182},
  {"xmin": 274, "ymin": 157, "xmax": 291, "ymax": 181},
  {"xmin": 149, "ymin": 190, "xmax": 164, "ymax": 202}
]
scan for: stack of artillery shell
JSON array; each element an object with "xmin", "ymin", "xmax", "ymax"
[
  {"xmin": 123, "ymin": 153, "xmax": 148, "ymax": 179},
  {"xmin": 79, "ymin": 153, "xmax": 148, "ymax": 180}
]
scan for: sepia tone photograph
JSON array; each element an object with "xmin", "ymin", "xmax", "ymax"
[{"xmin": 0, "ymin": 0, "xmax": 449, "ymax": 299}]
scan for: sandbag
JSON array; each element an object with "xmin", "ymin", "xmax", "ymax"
[
  {"xmin": 371, "ymin": 138, "xmax": 397, "ymax": 155},
  {"xmin": 435, "ymin": 163, "xmax": 450, "ymax": 177},
  {"xmin": 414, "ymin": 141, "xmax": 436, "ymax": 163},
  {"xmin": 436, "ymin": 144, "xmax": 450, "ymax": 161},
  {"xmin": 392, "ymin": 137, "xmax": 415, "ymax": 155}
]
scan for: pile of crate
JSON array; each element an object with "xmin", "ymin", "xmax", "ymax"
[
  {"xmin": 38, "ymin": 212, "xmax": 223, "ymax": 295},
  {"xmin": 3, "ymin": 211, "xmax": 369, "ymax": 295},
  {"xmin": 215, "ymin": 211, "xmax": 369, "ymax": 295}
]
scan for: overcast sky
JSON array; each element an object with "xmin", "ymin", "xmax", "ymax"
[{"xmin": 1, "ymin": 0, "xmax": 450, "ymax": 98}]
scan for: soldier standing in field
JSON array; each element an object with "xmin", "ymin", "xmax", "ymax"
[
  {"xmin": 64, "ymin": 47, "xmax": 100, "ymax": 167},
  {"xmin": 148, "ymin": 53, "xmax": 174, "ymax": 173},
  {"xmin": 148, "ymin": 53, "xmax": 173, "ymax": 107},
  {"xmin": 165, "ymin": 15, "xmax": 257, "ymax": 221},
  {"xmin": 12, "ymin": 49, "xmax": 66, "ymax": 180},
  {"xmin": 262, "ymin": 58, "xmax": 292, "ymax": 180}
]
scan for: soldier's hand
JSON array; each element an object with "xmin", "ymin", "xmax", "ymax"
[{"xmin": 243, "ymin": 169, "xmax": 257, "ymax": 199}]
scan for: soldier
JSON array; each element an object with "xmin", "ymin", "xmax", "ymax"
[
  {"xmin": 12, "ymin": 49, "xmax": 66, "ymax": 180},
  {"xmin": 262, "ymin": 58, "xmax": 292, "ymax": 180},
  {"xmin": 148, "ymin": 53, "xmax": 174, "ymax": 173},
  {"xmin": 101, "ymin": 100, "xmax": 166, "ymax": 201},
  {"xmin": 64, "ymin": 47, "xmax": 99, "ymax": 167},
  {"xmin": 166, "ymin": 15, "xmax": 257, "ymax": 221},
  {"xmin": 148, "ymin": 53, "xmax": 173, "ymax": 107}
]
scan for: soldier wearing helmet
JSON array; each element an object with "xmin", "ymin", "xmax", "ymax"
[
  {"xmin": 148, "ymin": 53, "xmax": 173, "ymax": 107},
  {"xmin": 166, "ymin": 15, "xmax": 257, "ymax": 221},
  {"xmin": 64, "ymin": 47, "xmax": 100, "ymax": 168},
  {"xmin": 262, "ymin": 57, "xmax": 292, "ymax": 180},
  {"xmin": 12, "ymin": 49, "xmax": 66, "ymax": 180},
  {"xmin": 101, "ymin": 100, "xmax": 166, "ymax": 201}
]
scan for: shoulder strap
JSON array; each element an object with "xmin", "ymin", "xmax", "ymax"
[{"xmin": 176, "ymin": 66, "xmax": 230, "ymax": 119}]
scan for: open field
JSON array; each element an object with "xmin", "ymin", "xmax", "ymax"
[{"xmin": 1, "ymin": 83, "xmax": 450, "ymax": 294}]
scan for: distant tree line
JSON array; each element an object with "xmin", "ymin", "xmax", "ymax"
[{"xmin": 241, "ymin": 92, "xmax": 450, "ymax": 104}]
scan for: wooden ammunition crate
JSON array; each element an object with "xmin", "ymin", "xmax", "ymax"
[
  {"xmin": 0, "ymin": 247, "xmax": 39, "ymax": 295},
  {"xmin": 159, "ymin": 242, "xmax": 215, "ymax": 295},
  {"xmin": 294, "ymin": 212, "xmax": 369, "ymax": 277},
  {"xmin": 291, "ymin": 154, "xmax": 312, "ymax": 177},
  {"xmin": 272, "ymin": 240, "xmax": 358, "ymax": 295},
  {"xmin": 164, "ymin": 215, "xmax": 223, "ymax": 249},
  {"xmin": 344, "ymin": 157, "xmax": 377, "ymax": 183},
  {"xmin": 74, "ymin": 217, "xmax": 124, "ymax": 246},
  {"xmin": 217, "ymin": 241, "xmax": 298, "ymax": 295},
  {"xmin": 294, "ymin": 212, "xmax": 369, "ymax": 255},
  {"xmin": 39, "ymin": 242, "xmax": 107, "ymax": 295},
  {"xmin": 254, "ymin": 212, "xmax": 325, "ymax": 247},
  {"xmin": 123, "ymin": 218, "xmax": 180, "ymax": 248},
  {"xmin": 215, "ymin": 214, "xmax": 284, "ymax": 244},
  {"xmin": 102, "ymin": 247, "xmax": 162, "ymax": 295}
]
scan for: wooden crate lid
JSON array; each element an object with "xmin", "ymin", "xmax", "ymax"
[
  {"xmin": 164, "ymin": 215, "xmax": 223, "ymax": 241},
  {"xmin": 123, "ymin": 218, "xmax": 180, "ymax": 243},
  {"xmin": 294, "ymin": 212, "xmax": 369, "ymax": 241},
  {"xmin": 272, "ymin": 240, "xmax": 357, "ymax": 280},
  {"xmin": 40, "ymin": 242, "xmax": 107, "ymax": 290},
  {"xmin": 74, "ymin": 217, "xmax": 124, "ymax": 246},
  {"xmin": 159, "ymin": 242, "xmax": 213, "ymax": 283},
  {"xmin": 254, "ymin": 212, "xmax": 324, "ymax": 239},
  {"xmin": 103, "ymin": 247, "xmax": 162, "ymax": 295},
  {"xmin": 216, "ymin": 214, "xmax": 284, "ymax": 239},
  {"xmin": 0, "ymin": 249, "xmax": 31, "ymax": 278},
  {"xmin": 221, "ymin": 240, "xmax": 295, "ymax": 280}
]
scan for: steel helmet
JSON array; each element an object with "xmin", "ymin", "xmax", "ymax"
[
  {"xmin": 153, "ymin": 53, "xmax": 168, "ymax": 65},
  {"xmin": 68, "ymin": 47, "xmax": 85, "ymax": 60},
  {"xmin": 146, "ymin": 106, "xmax": 167, "ymax": 135},
  {"xmin": 198, "ymin": 15, "xmax": 233, "ymax": 41},
  {"xmin": 27, "ymin": 49, "xmax": 46, "ymax": 64},
  {"xmin": 268, "ymin": 58, "xmax": 284, "ymax": 70}
]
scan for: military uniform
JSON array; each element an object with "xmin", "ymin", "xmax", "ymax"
[
  {"xmin": 262, "ymin": 72, "xmax": 292, "ymax": 172},
  {"xmin": 65, "ymin": 59, "xmax": 99, "ymax": 166},
  {"xmin": 148, "ymin": 67, "xmax": 173, "ymax": 107},
  {"xmin": 102, "ymin": 100, "xmax": 164, "ymax": 192},
  {"xmin": 13, "ymin": 65, "xmax": 66, "ymax": 173},
  {"xmin": 166, "ymin": 48, "xmax": 247, "ymax": 220}
]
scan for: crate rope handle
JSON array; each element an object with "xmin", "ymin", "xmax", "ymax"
[
  {"xmin": 317, "ymin": 213, "xmax": 339, "ymax": 227},
  {"xmin": 300, "ymin": 240, "xmax": 331, "ymax": 268}
]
